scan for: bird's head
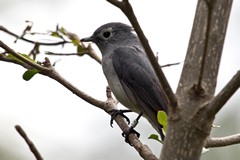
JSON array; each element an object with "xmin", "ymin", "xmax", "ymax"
[{"xmin": 81, "ymin": 22, "xmax": 138, "ymax": 54}]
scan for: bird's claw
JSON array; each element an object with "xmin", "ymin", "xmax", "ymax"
[
  {"xmin": 109, "ymin": 109, "xmax": 131, "ymax": 127},
  {"xmin": 122, "ymin": 126, "xmax": 140, "ymax": 146}
]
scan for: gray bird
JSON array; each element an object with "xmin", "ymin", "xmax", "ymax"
[{"xmin": 81, "ymin": 22, "xmax": 168, "ymax": 140}]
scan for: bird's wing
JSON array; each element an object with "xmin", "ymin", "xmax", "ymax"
[{"xmin": 112, "ymin": 46, "xmax": 168, "ymax": 131}]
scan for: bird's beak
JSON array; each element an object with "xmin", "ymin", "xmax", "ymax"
[{"xmin": 80, "ymin": 36, "xmax": 94, "ymax": 42}]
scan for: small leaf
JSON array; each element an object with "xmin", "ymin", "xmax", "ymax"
[
  {"xmin": 59, "ymin": 26, "xmax": 67, "ymax": 35},
  {"xmin": 7, "ymin": 54, "xmax": 22, "ymax": 63},
  {"xmin": 157, "ymin": 111, "xmax": 168, "ymax": 132},
  {"xmin": 22, "ymin": 69, "xmax": 39, "ymax": 81},
  {"xmin": 148, "ymin": 134, "xmax": 162, "ymax": 143},
  {"xmin": 7, "ymin": 53, "xmax": 35, "ymax": 63},
  {"xmin": 72, "ymin": 38, "xmax": 79, "ymax": 46},
  {"xmin": 50, "ymin": 31, "xmax": 63, "ymax": 39},
  {"xmin": 21, "ymin": 54, "xmax": 36, "ymax": 62}
]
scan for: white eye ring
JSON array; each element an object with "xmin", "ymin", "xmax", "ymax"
[
  {"xmin": 101, "ymin": 27, "xmax": 113, "ymax": 40},
  {"xmin": 103, "ymin": 31, "xmax": 111, "ymax": 38}
]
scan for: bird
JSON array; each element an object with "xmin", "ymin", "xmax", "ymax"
[{"xmin": 81, "ymin": 22, "xmax": 168, "ymax": 141}]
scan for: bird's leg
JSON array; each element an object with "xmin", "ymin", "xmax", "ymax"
[
  {"xmin": 122, "ymin": 113, "xmax": 143, "ymax": 145},
  {"xmin": 109, "ymin": 109, "xmax": 132, "ymax": 127}
]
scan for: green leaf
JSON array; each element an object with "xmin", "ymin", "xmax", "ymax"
[
  {"xmin": 50, "ymin": 31, "xmax": 63, "ymax": 39},
  {"xmin": 7, "ymin": 53, "xmax": 35, "ymax": 63},
  {"xmin": 22, "ymin": 69, "xmax": 39, "ymax": 81},
  {"xmin": 7, "ymin": 54, "xmax": 22, "ymax": 62},
  {"xmin": 21, "ymin": 54, "xmax": 35, "ymax": 62},
  {"xmin": 148, "ymin": 134, "xmax": 162, "ymax": 143},
  {"xmin": 59, "ymin": 26, "xmax": 67, "ymax": 35},
  {"xmin": 72, "ymin": 38, "xmax": 79, "ymax": 46},
  {"xmin": 157, "ymin": 111, "xmax": 168, "ymax": 133}
]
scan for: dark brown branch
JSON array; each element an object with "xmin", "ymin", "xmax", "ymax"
[
  {"xmin": 15, "ymin": 125, "xmax": 43, "ymax": 160},
  {"xmin": 205, "ymin": 133, "xmax": 240, "ymax": 148},
  {"xmin": 45, "ymin": 45, "xmax": 101, "ymax": 65},
  {"xmin": 0, "ymin": 26, "xmax": 102, "ymax": 65},
  {"xmin": 107, "ymin": 0, "xmax": 177, "ymax": 110},
  {"xmin": 207, "ymin": 70, "xmax": 240, "ymax": 117},
  {"xmin": 45, "ymin": 51, "xmax": 79, "ymax": 56},
  {"xmin": 161, "ymin": 62, "xmax": 181, "ymax": 68},
  {"xmin": 47, "ymin": 69, "xmax": 105, "ymax": 109},
  {"xmin": 0, "ymin": 25, "xmax": 70, "ymax": 46}
]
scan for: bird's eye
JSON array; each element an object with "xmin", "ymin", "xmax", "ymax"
[{"xmin": 103, "ymin": 31, "xmax": 111, "ymax": 39}]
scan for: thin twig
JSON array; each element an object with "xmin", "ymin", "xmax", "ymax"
[
  {"xmin": 161, "ymin": 62, "xmax": 181, "ymax": 68},
  {"xmin": 45, "ymin": 51, "xmax": 79, "ymax": 56},
  {"xmin": 45, "ymin": 44, "xmax": 102, "ymax": 65},
  {"xmin": 15, "ymin": 125, "xmax": 43, "ymax": 160},
  {"xmin": 0, "ymin": 25, "xmax": 70, "ymax": 46},
  {"xmin": 205, "ymin": 134, "xmax": 240, "ymax": 148},
  {"xmin": 1, "ymin": 25, "xmax": 102, "ymax": 65},
  {"xmin": 0, "ymin": 40, "xmax": 52, "ymax": 72},
  {"xmin": 47, "ymin": 69, "xmax": 106, "ymax": 109}
]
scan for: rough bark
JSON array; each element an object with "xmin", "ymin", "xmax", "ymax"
[{"xmin": 160, "ymin": 0, "xmax": 233, "ymax": 160}]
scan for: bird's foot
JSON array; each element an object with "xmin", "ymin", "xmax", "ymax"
[
  {"xmin": 109, "ymin": 109, "xmax": 132, "ymax": 127},
  {"xmin": 122, "ymin": 113, "xmax": 142, "ymax": 145},
  {"xmin": 122, "ymin": 126, "xmax": 140, "ymax": 145}
]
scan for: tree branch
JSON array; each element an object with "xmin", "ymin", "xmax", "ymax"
[
  {"xmin": 205, "ymin": 133, "xmax": 240, "ymax": 148},
  {"xmin": 0, "ymin": 25, "xmax": 102, "ymax": 64},
  {"xmin": 0, "ymin": 40, "xmax": 52, "ymax": 72},
  {"xmin": 15, "ymin": 125, "xmax": 43, "ymax": 160},
  {"xmin": 160, "ymin": 0, "xmax": 233, "ymax": 159},
  {"xmin": 0, "ymin": 53, "xmax": 32, "ymax": 69},
  {"xmin": 206, "ymin": 70, "xmax": 240, "ymax": 117},
  {"xmin": 107, "ymin": 0, "xmax": 178, "ymax": 110},
  {"xmin": 1, "ymin": 41, "xmax": 157, "ymax": 160},
  {"xmin": 45, "ymin": 46, "xmax": 101, "ymax": 65},
  {"xmin": 45, "ymin": 51, "xmax": 79, "ymax": 56},
  {"xmin": 0, "ymin": 25, "xmax": 70, "ymax": 46},
  {"xmin": 105, "ymin": 87, "xmax": 158, "ymax": 160},
  {"xmin": 1, "ymin": 40, "xmax": 105, "ymax": 108},
  {"xmin": 177, "ymin": 0, "xmax": 233, "ymax": 98},
  {"xmin": 47, "ymin": 69, "xmax": 106, "ymax": 109}
]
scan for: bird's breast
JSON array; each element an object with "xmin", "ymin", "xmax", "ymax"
[{"xmin": 102, "ymin": 54, "xmax": 140, "ymax": 113}]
